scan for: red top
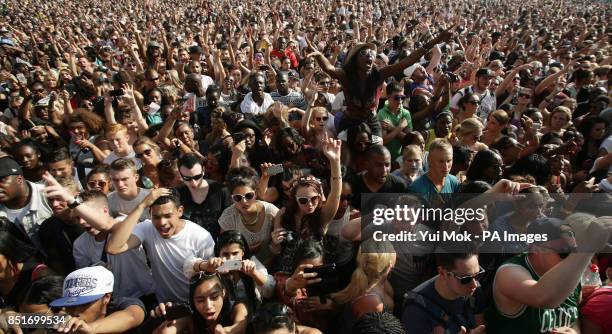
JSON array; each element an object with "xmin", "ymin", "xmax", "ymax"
[{"xmin": 580, "ymin": 285, "xmax": 612, "ymax": 333}]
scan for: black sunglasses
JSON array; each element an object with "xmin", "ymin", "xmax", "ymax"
[
  {"xmin": 181, "ymin": 173, "xmax": 203, "ymax": 182},
  {"xmin": 467, "ymin": 100, "xmax": 480, "ymax": 105},
  {"xmin": 315, "ymin": 116, "xmax": 328, "ymax": 122},
  {"xmin": 135, "ymin": 149, "xmax": 152, "ymax": 159},
  {"xmin": 393, "ymin": 95, "xmax": 406, "ymax": 101},
  {"xmin": 448, "ymin": 267, "xmax": 485, "ymax": 285},
  {"xmin": 232, "ymin": 192, "xmax": 256, "ymax": 202}
]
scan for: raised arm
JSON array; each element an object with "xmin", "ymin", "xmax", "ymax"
[
  {"xmin": 106, "ymin": 188, "xmax": 172, "ymax": 255},
  {"xmin": 305, "ymin": 38, "xmax": 345, "ymax": 81},
  {"xmin": 320, "ymin": 138, "xmax": 342, "ymax": 226},
  {"xmin": 379, "ymin": 28, "xmax": 452, "ymax": 79}
]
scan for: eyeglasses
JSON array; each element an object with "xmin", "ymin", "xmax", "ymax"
[
  {"xmin": 467, "ymin": 100, "xmax": 480, "ymax": 105},
  {"xmin": 340, "ymin": 194, "xmax": 353, "ymax": 201},
  {"xmin": 297, "ymin": 195, "xmax": 320, "ymax": 205},
  {"xmin": 393, "ymin": 95, "xmax": 406, "ymax": 101},
  {"xmin": 87, "ymin": 180, "xmax": 108, "ymax": 188},
  {"xmin": 518, "ymin": 93, "xmax": 532, "ymax": 99},
  {"xmin": 135, "ymin": 149, "xmax": 153, "ymax": 159},
  {"xmin": 359, "ymin": 48, "xmax": 376, "ymax": 57},
  {"xmin": 315, "ymin": 116, "xmax": 328, "ymax": 122},
  {"xmin": 448, "ymin": 267, "xmax": 485, "ymax": 285},
  {"xmin": 181, "ymin": 173, "xmax": 203, "ymax": 182},
  {"xmin": 232, "ymin": 191, "xmax": 256, "ymax": 202}
]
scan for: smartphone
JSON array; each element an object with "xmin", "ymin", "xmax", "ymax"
[
  {"xmin": 109, "ymin": 89, "xmax": 124, "ymax": 97},
  {"xmin": 165, "ymin": 303, "xmax": 193, "ymax": 321},
  {"xmin": 16, "ymin": 73, "xmax": 27, "ymax": 84},
  {"xmin": 304, "ymin": 263, "xmax": 339, "ymax": 297},
  {"xmin": 217, "ymin": 259, "xmax": 242, "ymax": 272},
  {"xmin": 266, "ymin": 164, "xmax": 284, "ymax": 176},
  {"xmin": 232, "ymin": 132, "xmax": 246, "ymax": 143}
]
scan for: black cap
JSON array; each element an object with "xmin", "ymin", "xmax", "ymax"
[
  {"xmin": 189, "ymin": 45, "xmax": 203, "ymax": 54},
  {"xmin": 0, "ymin": 157, "xmax": 22, "ymax": 178},
  {"xmin": 527, "ymin": 217, "xmax": 576, "ymax": 251}
]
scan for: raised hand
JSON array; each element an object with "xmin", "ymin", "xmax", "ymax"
[
  {"xmin": 321, "ymin": 137, "xmax": 341, "ymax": 162},
  {"xmin": 142, "ymin": 187, "xmax": 173, "ymax": 208},
  {"xmin": 43, "ymin": 172, "xmax": 74, "ymax": 202}
]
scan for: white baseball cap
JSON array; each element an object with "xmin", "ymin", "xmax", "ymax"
[{"xmin": 50, "ymin": 266, "xmax": 114, "ymax": 307}]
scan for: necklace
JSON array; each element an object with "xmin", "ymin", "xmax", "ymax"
[{"xmin": 241, "ymin": 205, "xmax": 261, "ymax": 226}]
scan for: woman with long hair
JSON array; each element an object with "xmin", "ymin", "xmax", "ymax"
[
  {"xmin": 456, "ymin": 118, "xmax": 488, "ymax": 152},
  {"xmin": 542, "ymin": 106, "xmax": 572, "ymax": 136},
  {"xmin": 345, "ymin": 123, "xmax": 374, "ymax": 173},
  {"xmin": 218, "ymin": 167, "xmax": 279, "ymax": 263},
  {"xmin": 465, "ymin": 149, "xmax": 504, "ymax": 185},
  {"xmin": 456, "ymin": 93, "xmax": 481, "ymax": 123},
  {"xmin": 331, "ymin": 240, "xmax": 396, "ymax": 319},
  {"xmin": 152, "ymin": 272, "xmax": 248, "ymax": 334},
  {"xmin": 187, "ymin": 230, "xmax": 275, "ymax": 312},
  {"xmin": 482, "ymin": 110, "xmax": 510, "ymax": 146},
  {"xmin": 133, "ymin": 137, "xmax": 163, "ymax": 189},
  {"xmin": 271, "ymin": 139, "xmax": 342, "ymax": 273}
]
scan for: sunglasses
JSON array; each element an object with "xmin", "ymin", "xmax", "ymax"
[
  {"xmin": 232, "ymin": 191, "xmax": 256, "ymax": 202},
  {"xmin": 135, "ymin": 149, "xmax": 152, "ymax": 159},
  {"xmin": 448, "ymin": 267, "xmax": 485, "ymax": 285},
  {"xmin": 467, "ymin": 100, "xmax": 480, "ymax": 105},
  {"xmin": 181, "ymin": 173, "xmax": 203, "ymax": 182},
  {"xmin": 518, "ymin": 93, "xmax": 532, "ymax": 99},
  {"xmin": 319, "ymin": 81, "xmax": 331, "ymax": 86},
  {"xmin": 87, "ymin": 180, "xmax": 108, "ymax": 188},
  {"xmin": 393, "ymin": 95, "xmax": 406, "ymax": 101},
  {"xmin": 512, "ymin": 77, "xmax": 520, "ymax": 81},
  {"xmin": 297, "ymin": 195, "xmax": 320, "ymax": 205},
  {"xmin": 315, "ymin": 116, "xmax": 328, "ymax": 122},
  {"xmin": 33, "ymin": 88, "xmax": 45, "ymax": 93}
]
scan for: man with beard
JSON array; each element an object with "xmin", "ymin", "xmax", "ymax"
[
  {"xmin": 450, "ymin": 68, "xmax": 497, "ymax": 122},
  {"xmin": 0, "ymin": 156, "xmax": 52, "ymax": 252},
  {"xmin": 271, "ymin": 72, "xmax": 308, "ymax": 110},
  {"xmin": 348, "ymin": 145, "xmax": 408, "ymax": 210},
  {"xmin": 241, "ymin": 72, "xmax": 274, "ymax": 116}
]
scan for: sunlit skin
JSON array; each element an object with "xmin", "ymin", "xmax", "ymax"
[
  {"xmin": 106, "ymin": 130, "xmax": 132, "ymax": 156},
  {"xmin": 428, "ymin": 147, "xmax": 453, "ymax": 180},
  {"xmin": 86, "ymin": 173, "xmax": 111, "ymax": 194},
  {"xmin": 295, "ymin": 185, "xmax": 321, "ymax": 216},
  {"xmin": 109, "ymin": 168, "xmax": 139, "ymax": 199},
  {"xmin": 193, "ymin": 280, "xmax": 225, "ymax": 324},
  {"xmin": 436, "ymin": 255, "xmax": 481, "ymax": 299},
  {"xmin": 232, "ymin": 185, "xmax": 259, "ymax": 215},
  {"xmin": 48, "ymin": 159, "xmax": 73, "ymax": 179},
  {"xmin": 150, "ymin": 202, "xmax": 185, "ymax": 239}
]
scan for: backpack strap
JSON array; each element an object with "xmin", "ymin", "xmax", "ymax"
[{"xmin": 403, "ymin": 291, "xmax": 450, "ymax": 328}]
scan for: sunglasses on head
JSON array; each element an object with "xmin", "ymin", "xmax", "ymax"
[
  {"xmin": 181, "ymin": 173, "xmax": 203, "ymax": 182},
  {"xmin": 448, "ymin": 267, "xmax": 485, "ymax": 285},
  {"xmin": 232, "ymin": 191, "xmax": 256, "ymax": 202},
  {"xmin": 393, "ymin": 95, "xmax": 406, "ymax": 101},
  {"xmin": 135, "ymin": 149, "xmax": 152, "ymax": 158},
  {"xmin": 315, "ymin": 116, "xmax": 328, "ymax": 122},
  {"xmin": 297, "ymin": 195, "xmax": 320, "ymax": 205},
  {"xmin": 190, "ymin": 271, "xmax": 220, "ymax": 285}
]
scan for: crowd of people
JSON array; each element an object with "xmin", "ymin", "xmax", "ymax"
[{"xmin": 0, "ymin": 0, "xmax": 611, "ymax": 332}]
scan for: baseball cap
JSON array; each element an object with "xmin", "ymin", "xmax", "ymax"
[
  {"xmin": 287, "ymin": 70, "xmax": 300, "ymax": 81},
  {"xmin": 527, "ymin": 217, "xmax": 576, "ymax": 252},
  {"xmin": 147, "ymin": 41, "xmax": 162, "ymax": 49},
  {"xmin": 189, "ymin": 45, "xmax": 203, "ymax": 54},
  {"xmin": 50, "ymin": 266, "xmax": 114, "ymax": 307},
  {"xmin": 0, "ymin": 157, "xmax": 22, "ymax": 178}
]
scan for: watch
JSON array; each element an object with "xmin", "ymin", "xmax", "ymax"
[{"xmin": 68, "ymin": 196, "xmax": 83, "ymax": 209}]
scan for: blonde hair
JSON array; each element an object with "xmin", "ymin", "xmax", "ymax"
[
  {"xmin": 456, "ymin": 118, "xmax": 484, "ymax": 138},
  {"xmin": 402, "ymin": 144, "xmax": 422, "ymax": 158},
  {"xmin": 332, "ymin": 240, "xmax": 395, "ymax": 304},
  {"xmin": 489, "ymin": 109, "xmax": 510, "ymax": 125},
  {"xmin": 428, "ymin": 138, "xmax": 453, "ymax": 154},
  {"xmin": 133, "ymin": 136, "xmax": 161, "ymax": 154}
]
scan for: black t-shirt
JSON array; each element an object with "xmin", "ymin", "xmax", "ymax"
[
  {"xmin": 39, "ymin": 216, "xmax": 84, "ymax": 276},
  {"xmin": 0, "ymin": 259, "xmax": 41, "ymax": 309},
  {"xmin": 347, "ymin": 172, "xmax": 409, "ymax": 210},
  {"xmin": 402, "ymin": 276, "xmax": 484, "ymax": 334},
  {"xmin": 175, "ymin": 180, "xmax": 230, "ymax": 240}
]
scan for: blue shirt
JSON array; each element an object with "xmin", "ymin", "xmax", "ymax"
[{"xmin": 408, "ymin": 173, "xmax": 460, "ymax": 205}]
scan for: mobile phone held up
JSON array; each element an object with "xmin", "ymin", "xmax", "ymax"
[
  {"xmin": 232, "ymin": 132, "xmax": 246, "ymax": 143},
  {"xmin": 165, "ymin": 303, "xmax": 193, "ymax": 321},
  {"xmin": 265, "ymin": 164, "xmax": 284, "ymax": 176},
  {"xmin": 109, "ymin": 89, "xmax": 124, "ymax": 97},
  {"xmin": 303, "ymin": 263, "xmax": 340, "ymax": 297}
]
